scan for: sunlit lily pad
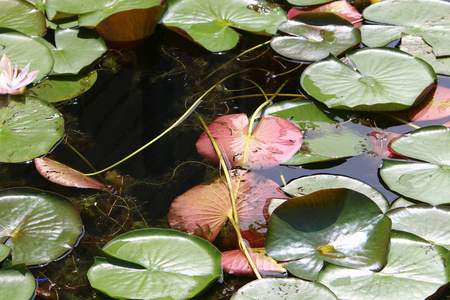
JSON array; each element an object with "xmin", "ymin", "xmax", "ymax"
[
  {"xmin": 380, "ymin": 126, "xmax": 450, "ymax": 205},
  {"xmin": 387, "ymin": 205, "xmax": 450, "ymax": 250},
  {"xmin": 361, "ymin": 0, "xmax": 450, "ymax": 57},
  {"xmin": 34, "ymin": 157, "xmax": 106, "ymax": 190},
  {"xmin": 0, "ymin": 264, "xmax": 36, "ymax": 300},
  {"xmin": 0, "ymin": 244, "xmax": 10, "ymax": 262},
  {"xmin": 266, "ymin": 188, "xmax": 391, "ymax": 280},
  {"xmin": 300, "ymin": 48, "xmax": 436, "ymax": 111},
  {"xmin": 271, "ymin": 13, "xmax": 361, "ymax": 62},
  {"xmin": 231, "ymin": 277, "xmax": 338, "ymax": 300},
  {"xmin": 0, "ymin": 0, "xmax": 46, "ymax": 36},
  {"xmin": 161, "ymin": 0, "xmax": 287, "ymax": 52},
  {"xmin": 0, "ymin": 188, "xmax": 83, "ymax": 265},
  {"xmin": 196, "ymin": 114, "xmax": 302, "ymax": 170},
  {"xmin": 0, "ymin": 31, "xmax": 54, "ymax": 82},
  {"xmin": 29, "ymin": 71, "xmax": 98, "ymax": 103},
  {"xmin": 318, "ymin": 231, "xmax": 450, "ymax": 300},
  {"xmin": 168, "ymin": 170, "xmax": 288, "ymax": 249},
  {"xmin": 222, "ymin": 248, "xmax": 287, "ymax": 278},
  {"xmin": 87, "ymin": 228, "xmax": 222, "ymax": 300},
  {"xmin": 389, "ymin": 197, "xmax": 415, "ymax": 210},
  {"xmin": 48, "ymin": 28, "xmax": 107, "ymax": 75},
  {"xmin": 44, "ymin": 0, "xmax": 106, "ymax": 20},
  {"xmin": 0, "ymin": 97, "xmax": 64, "ymax": 163},
  {"xmin": 281, "ymin": 174, "xmax": 389, "ymax": 213}
]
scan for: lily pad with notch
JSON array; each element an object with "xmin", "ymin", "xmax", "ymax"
[
  {"xmin": 379, "ymin": 126, "xmax": 450, "ymax": 205},
  {"xmin": 318, "ymin": 231, "xmax": 450, "ymax": 300},
  {"xmin": 0, "ymin": 264, "xmax": 36, "ymax": 300},
  {"xmin": 265, "ymin": 188, "xmax": 391, "ymax": 281},
  {"xmin": 271, "ymin": 12, "xmax": 361, "ymax": 62},
  {"xmin": 161, "ymin": 0, "xmax": 287, "ymax": 52},
  {"xmin": 87, "ymin": 228, "xmax": 222, "ymax": 300},
  {"xmin": 0, "ymin": 188, "xmax": 83, "ymax": 266},
  {"xmin": 300, "ymin": 47, "xmax": 436, "ymax": 111}
]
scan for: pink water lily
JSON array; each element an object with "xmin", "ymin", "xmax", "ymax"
[{"xmin": 0, "ymin": 54, "xmax": 39, "ymax": 95}]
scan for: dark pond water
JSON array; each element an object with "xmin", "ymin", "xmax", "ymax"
[{"xmin": 2, "ymin": 25, "xmax": 449, "ymax": 299}]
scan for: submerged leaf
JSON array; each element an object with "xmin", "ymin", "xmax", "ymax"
[
  {"xmin": 34, "ymin": 157, "xmax": 106, "ymax": 190},
  {"xmin": 196, "ymin": 114, "xmax": 302, "ymax": 170}
]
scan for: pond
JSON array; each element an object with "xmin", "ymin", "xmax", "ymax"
[{"xmin": 0, "ymin": 0, "xmax": 449, "ymax": 299}]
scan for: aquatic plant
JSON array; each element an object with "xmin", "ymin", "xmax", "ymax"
[{"xmin": 0, "ymin": 54, "xmax": 38, "ymax": 95}]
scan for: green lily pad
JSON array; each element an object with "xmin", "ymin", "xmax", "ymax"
[
  {"xmin": 399, "ymin": 34, "xmax": 450, "ymax": 76},
  {"xmin": 0, "ymin": 188, "xmax": 83, "ymax": 265},
  {"xmin": 0, "ymin": 0, "xmax": 46, "ymax": 36},
  {"xmin": 44, "ymin": 0, "xmax": 106, "ymax": 20},
  {"xmin": 78, "ymin": 0, "xmax": 160, "ymax": 27},
  {"xmin": 318, "ymin": 231, "xmax": 450, "ymax": 300},
  {"xmin": 389, "ymin": 197, "xmax": 415, "ymax": 210},
  {"xmin": 271, "ymin": 12, "xmax": 361, "ymax": 62},
  {"xmin": 161, "ymin": 0, "xmax": 286, "ymax": 52},
  {"xmin": 0, "ymin": 31, "xmax": 54, "ymax": 82},
  {"xmin": 387, "ymin": 205, "xmax": 450, "ymax": 250},
  {"xmin": 87, "ymin": 228, "xmax": 222, "ymax": 300},
  {"xmin": 0, "ymin": 264, "xmax": 36, "ymax": 300},
  {"xmin": 300, "ymin": 47, "xmax": 436, "ymax": 111},
  {"xmin": 230, "ymin": 278, "xmax": 338, "ymax": 300},
  {"xmin": 47, "ymin": 27, "xmax": 107, "ymax": 75},
  {"xmin": 0, "ymin": 97, "xmax": 64, "ymax": 163},
  {"xmin": 29, "ymin": 71, "xmax": 98, "ymax": 103},
  {"xmin": 281, "ymin": 174, "xmax": 389, "ymax": 213},
  {"xmin": 266, "ymin": 188, "xmax": 391, "ymax": 280},
  {"xmin": 0, "ymin": 244, "xmax": 10, "ymax": 262},
  {"xmin": 361, "ymin": 0, "xmax": 450, "ymax": 57},
  {"xmin": 379, "ymin": 126, "xmax": 450, "ymax": 205}
]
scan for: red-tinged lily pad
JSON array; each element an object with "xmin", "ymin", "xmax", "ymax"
[
  {"xmin": 196, "ymin": 114, "xmax": 302, "ymax": 170},
  {"xmin": 368, "ymin": 131, "xmax": 401, "ymax": 158},
  {"xmin": 408, "ymin": 84, "xmax": 450, "ymax": 122},
  {"xmin": 168, "ymin": 170, "xmax": 288, "ymax": 249},
  {"xmin": 288, "ymin": 0, "xmax": 362, "ymax": 27},
  {"xmin": 222, "ymin": 248, "xmax": 287, "ymax": 278},
  {"xmin": 35, "ymin": 157, "xmax": 107, "ymax": 190}
]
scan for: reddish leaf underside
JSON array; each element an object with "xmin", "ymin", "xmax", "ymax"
[
  {"xmin": 368, "ymin": 131, "xmax": 402, "ymax": 159},
  {"xmin": 408, "ymin": 85, "xmax": 450, "ymax": 122},
  {"xmin": 222, "ymin": 248, "xmax": 287, "ymax": 277},
  {"xmin": 34, "ymin": 157, "xmax": 106, "ymax": 190},
  {"xmin": 168, "ymin": 170, "xmax": 288, "ymax": 248},
  {"xmin": 196, "ymin": 114, "xmax": 302, "ymax": 170},
  {"xmin": 288, "ymin": 0, "xmax": 362, "ymax": 27}
]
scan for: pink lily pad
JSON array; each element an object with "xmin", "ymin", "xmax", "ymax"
[
  {"xmin": 168, "ymin": 170, "xmax": 288, "ymax": 249},
  {"xmin": 288, "ymin": 0, "xmax": 362, "ymax": 27},
  {"xmin": 196, "ymin": 114, "xmax": 302, "ymax": 170},
  {"xmin": 222, "ymin": 248, "xmax": 287, "ymax": 278},
  {"xmin": 35, "ymin": 157, "xmax": 107, "ymax": 190},
  {"xmin": 408, "ymin": 85, "xmax": 450, "ymax": 122},
  {"xmin": 368, "ymin": 131, "xmax": 402, "ymax": 159}
]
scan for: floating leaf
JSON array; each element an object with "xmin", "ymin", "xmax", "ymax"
[
  {"xmin": 0, "ymin": 264, "xmax": 36, "ymax": 300},
  {"xmin": 287, "ymin": 0, "xmax": 334, "ymax": 6},
  {"xmin": 29, "ymin": 71, "xmax": 98, "ymax": 103},
  {"xmin": 168, "ymin": 170, "xmax": 288, "ymax": 248},
  {"xmin": 318, "ymin": 231, "xmax": 450, "ymax": 300},
  {"xmin": 367, "ymin": 131, "xmax": 401, "ymax": 158},
  {"xmin": 300, "ymin": 48, "xmax": 436, "ymax": 111},
  {"xmin": 0, "ymin": 0, "xmax": 46, "ymax": 36},
  {"xmin": 0, "ymin": 97, "xmax": 64, "ymax": 163},
  {"xmin": 34, "ymin": 157, "xmax": 106, "ymax": 190},
  {"xmin": 408, "ymin": 84, "xmax": 450, "ymax": 122},
  {"xmin": 266, "ymin": 188, "xmax": 391, "ymax": 280},
  {"xmin": 271, "ymin": 13, "xmax": 361, "ymax": 62},
  {"xmin": 380, "ymin": 126, "xmax": 450, "ymax": 205},
  {"xmin": 196, "ymin": 114, "xmax": 302, "ymax": 170},
  {"xmin": 281, "ymin": 174, "xmax": 389, "ymax": 213},
  {"xmin": 48, "ymin": 27, "xmax": 107, "ymax": 75},
  {"xmin": 222, "ymin": 248, "xmax": 287, "ymax": 278},
  {"xmin": 0, "ymin": 31, "xmax": 54, "ymax": 82},
  {"xmin": 361, "ymin": 0, "xmax": 450, "ymax": 57},
  {"xmin": 162, "ymin": 0, "xmax": 286, "ymax": 52},
  {"xmin": 44, "ymin": 0, "xmax": 106, "ymax": 20},
  {"xmin": 387, "ymin": 205, "xmax": 450, "ymax": 250},
  {"xmin": 0, "ymin": 244, "xmax": 10, "ymax": 262},
  {"xmin": 288, "ymin": 0, "xmax": 362, "ymax": 27},
  {"xmin": 87, "ymin": 228, "xmax": 222, "ymax": 300},
  {"xmin": 389, "ymin": 197, "xmax": 415, "ymax": 210},
  {"xmin": 0, "ymin": 188, "xmax": 83, "ymax": 265},
  {"xmin": 231, "ymin": 277, "xmax": 338, "ymax": 300}
]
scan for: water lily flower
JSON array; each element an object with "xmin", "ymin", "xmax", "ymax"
[{"xmin": 0, "ymin": 54, "xmax": 39, "ymax": 95}]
